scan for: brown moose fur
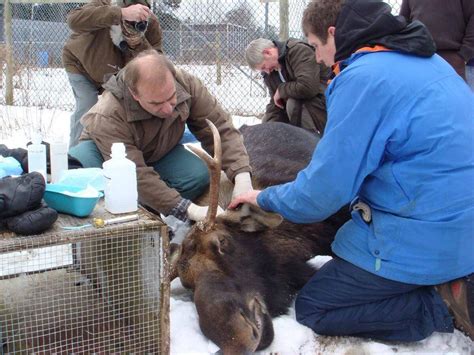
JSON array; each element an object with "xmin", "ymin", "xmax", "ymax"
[{"xmin": 172, "ymin": 122, "xmax": 350, "ymax": 354}]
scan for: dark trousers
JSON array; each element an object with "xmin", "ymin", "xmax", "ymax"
[
  {"xmin": 295, "ymin": 257, "xmax": 453, "ymax": 341},
  {"xmin": 437, "ymin": 50, "xmax": 466, "ymax": 81},
  {"xmin": 69, "ymin": 140, "xmax": 209, "ymax": 201}
]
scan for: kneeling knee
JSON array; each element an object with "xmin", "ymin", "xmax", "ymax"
[
  {"xmin": 295, "ymin": 293, "xmax": 328, "ymax": 333},
  {"xmin": 193, "ymin": 169, "xmax": 210, "ymax": 196},
  {"xmin": 180, "ymin": 169, "xmax": 209, "ymax": 201}
]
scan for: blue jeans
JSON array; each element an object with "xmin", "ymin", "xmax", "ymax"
[
  {"xmin": 295, "ymin": 257, "xmax": 453, "ymax": 341},
  {"xmin": 69, "ymin": 140, "xmax": 209, "ymax": 201},
  {"xmin": 67, "ymin": 73, "xmax": 99, "ymax": 148},
  {"xmin": 179, "ymin": 126, "xmax": 198, "ymax": 144}
]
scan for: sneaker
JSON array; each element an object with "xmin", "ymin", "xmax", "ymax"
[{"xmin": 435, "ymin": 274, "xmax": 474, "ymax": 340}]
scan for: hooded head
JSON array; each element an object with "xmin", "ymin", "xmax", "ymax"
[{"xmin": 302, "ymin": 0, "xmax": 436, "ymax": 64}]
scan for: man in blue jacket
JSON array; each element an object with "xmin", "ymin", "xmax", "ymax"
[{"xmin": 230, "ymin": 0, "xmax": 474, "ymax": 342}]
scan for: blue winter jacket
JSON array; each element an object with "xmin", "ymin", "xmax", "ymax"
[{"xmin": 258, "ymin": 50, "xmax": 474, "ymax": 285}]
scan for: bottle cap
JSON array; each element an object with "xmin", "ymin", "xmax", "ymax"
[
  {"xmin": 31, "ymin": 131, "xmax": 42, "ymax": 145},
  {"xmin": 111, "ymin": 142, "xmax": 126, "ymax": 158},
  {"xmin": 53, "ymin": 135, "xmax": 65, "ymax": 144}
]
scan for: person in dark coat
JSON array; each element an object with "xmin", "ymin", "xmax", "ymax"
[
  {"xmin": 245, "ymin": 38, "xmax": 330, "ymax": 136},
  {"xmin": 400, "ymin": 0, "xmax": 474, "ymax": 81}
]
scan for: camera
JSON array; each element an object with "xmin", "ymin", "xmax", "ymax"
[{"xmin": 126, "ymin": 20, "xmax": 148, "ymax": 32}]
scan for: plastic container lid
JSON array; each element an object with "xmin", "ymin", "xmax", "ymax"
[{"xmin": 111, "ymin": 142, "xmax": 126, "ymax": 158}]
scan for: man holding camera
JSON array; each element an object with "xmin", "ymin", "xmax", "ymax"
[{"xmin": 62, "ymin": 0, "xmax": 162, "ymax": 147}]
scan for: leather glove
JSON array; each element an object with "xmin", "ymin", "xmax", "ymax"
[
  {"xmin": 121, "ymin": 20, "xmax": 145, "ymax": 49},
  {"xmin": 232, "ymin": 172, "xmax": 253, "ymax": 199},
  {"xmin": 186, "ymin": 203, "xmax": 224, "ymax": 222}
]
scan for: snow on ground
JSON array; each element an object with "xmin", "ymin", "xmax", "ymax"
[
  {"xmin": 170, "ymin": 255, "xmax": 473, "ymax": 355},
  {"xmin": 2, "ymin": 107, "xmax": 473, "ymax": 355},
  {"xmin": 0, "ymin": 65, "xmax": 269, "ymax": 116},
  {"xmin": 0, "ymin": 105, "xmax": 71, "ymax": 147}
]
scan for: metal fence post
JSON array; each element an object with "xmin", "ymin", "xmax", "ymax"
[
  {"xmin": 279, "ymin": 0, "xmax": 289, "ymax": 41},
  {"xmin": 4, "ymin": 0, "xmax": 14, "ymax": 105}
]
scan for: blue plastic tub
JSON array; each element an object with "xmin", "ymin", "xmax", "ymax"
[{"xmin": 44, "ymin": 184, "xmax": 103, "ymax": 218}]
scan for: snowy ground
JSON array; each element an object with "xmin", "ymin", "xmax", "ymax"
[
  {"xmin": 1, "ymin": 106, "xmax": 473, "ymax": 354},
  {"xmin": 170, "ymin": 255, "xmax": 474, "ymax": 355},
  {"xmin": 0, "ymin": 66, "xmax": 268, "ymax": 116}
]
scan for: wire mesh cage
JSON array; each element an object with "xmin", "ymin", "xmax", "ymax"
[
  {"xmin": 0, "ymin": 0, "xmax": 402, "ymax": 118},
  {"xmin": 0, "ymin": 203, "xmax": 169, "ymax": 354}
]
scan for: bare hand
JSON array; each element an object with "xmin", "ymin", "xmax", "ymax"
[
  {"xmin": 121, "ymin": 4, "xmax": 150, "ymax": 22},
  {"xmin": 228, "ymin": 190, "xmax": 261, "ymax": 209},
  {"xmin": 273, "ymin": 88, "xmax": 284, "ymax": 109}
]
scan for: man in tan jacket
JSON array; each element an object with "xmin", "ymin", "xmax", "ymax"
[
  {"xmin": 246, "ymin": 38, "xmax": 330, "ymax": 137},
  {"xmin": 69, "ymin": 50, "xmax": 253, "ymax": 222},
  {"xmin": 63, "ymin": 0, "xmax": 163, "ymax": 147}
]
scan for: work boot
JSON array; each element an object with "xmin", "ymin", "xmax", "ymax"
[{"xmin": 435, "ymin": 274, "xmax": 474, "ymax": 340}]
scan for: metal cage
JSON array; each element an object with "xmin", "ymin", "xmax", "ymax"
[{"xmin": 0, "ymin": 203, "xmax": 169, "ymax": 354}]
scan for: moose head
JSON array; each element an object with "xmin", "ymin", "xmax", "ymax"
[{"xmin": 170, "ymin": 121, "xmax": 349, "ymax": 354}]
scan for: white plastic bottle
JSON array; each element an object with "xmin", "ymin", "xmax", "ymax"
[
  {"xmin": 50, "ymin": 136, "xmax": 68, "ymax": 183},
  {"xmin": 103, "ymin": 142, "xmax": 138, "ymax": 214},
  {"xmin": 27, "ymin": 132, "xmax": 47, "ymax": 182}
]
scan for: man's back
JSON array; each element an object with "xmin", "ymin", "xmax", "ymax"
[{"xmin": 327, "ymin": 50, "xmax": 474, "ymax": 284}]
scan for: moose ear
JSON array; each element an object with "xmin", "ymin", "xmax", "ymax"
[
  {"xmin": 209, "ymin": 233, "xmax": 234, "ymax": 255},
  {"xmin": 238, "ymin": 204, "xmax": 283, "ymax": 232}
]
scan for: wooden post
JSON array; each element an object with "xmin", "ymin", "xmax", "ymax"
[
  {"xmin": 279, "ymin": 0, "xmax": 289, "ymax": 41},
  {"xmin": 4, "ymin": 0, "xmax": 14, "ymax": 105}
]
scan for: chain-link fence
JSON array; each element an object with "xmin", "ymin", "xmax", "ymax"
[{"xmin": 0, "ymin": 0, "xmax": 402, "ymax": 117}]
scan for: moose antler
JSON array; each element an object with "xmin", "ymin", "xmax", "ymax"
[{"xmin": 186, "ymin": 119, "xmax": 222, "ymax": 231}]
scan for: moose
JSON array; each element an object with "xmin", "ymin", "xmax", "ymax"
[{"xmin": 170, "ymin": 121, "xmax": 349, "ymax": 354}]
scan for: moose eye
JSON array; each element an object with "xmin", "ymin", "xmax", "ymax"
[{"xmin": 182, "ymin": 236, "xmax": 196, "ymax": 252}]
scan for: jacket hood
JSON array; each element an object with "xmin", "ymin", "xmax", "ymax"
[
  {"xmin": 335, "ymin": 0, "xmax": 436, "ymax": 62},
  {"xmin": 103, "ymin": 70, "xmax": 125, "ymax": 99},
  {"xmin": 274, "ymin": 40, "xmax": 288, "ymax": 64}
]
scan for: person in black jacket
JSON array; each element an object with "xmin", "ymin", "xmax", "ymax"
[{"xmin": 400, "ymin": 0, "xmax": 474, "ymax": 80}]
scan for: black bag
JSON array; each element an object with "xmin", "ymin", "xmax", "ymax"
[
  {"xmin": 5, "ymin": 203, "xmax": 58, "ymax": 235},
  {"xmin": 0, "ymin": 172, "xmax": 45, "ymax": 218}
]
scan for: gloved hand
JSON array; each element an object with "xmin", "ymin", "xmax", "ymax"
[
  {"xmin": 121, "ymin": 20, "xmax": 145, "ymax": 49},
  {"xmin": 186, "ymin": 203, "xmax": 224, "ymax": 222},
  {"xmin": 232, "ymin": 172, "xmax": 253, "ymax": 199}
]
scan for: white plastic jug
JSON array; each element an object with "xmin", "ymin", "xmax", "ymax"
[
  {"xmin": 103, "ymin": 142, "xmax": 138, "ymax": 214},
  {"xmin": 50, "ymin": 136, "xmax": 68, "ymax": 183},
  {"xmin": 27, "ymin": 132, "xmax": 47, "ymax": 182}
]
